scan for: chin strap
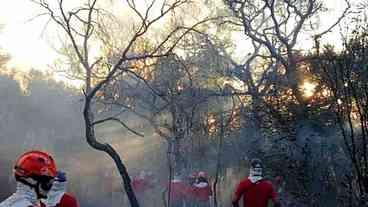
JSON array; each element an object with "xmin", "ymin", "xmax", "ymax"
[
  {"xmin": 16, "ymin": 176, "xmax": 51, "ymax": 199},
  {"xmin": 42, "ymin": 181, "xmax": 67, "ymax": 207},
  {"xmin": 35, "ymin": 183, "xmax": 49, "ymax": 199}
]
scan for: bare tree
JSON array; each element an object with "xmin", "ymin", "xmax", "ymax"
[
  {"xmin": 223, "ymin": 0, "xmax": 351, "ymax": 113},
  {"xmin": 32, "ymin": 0, "xmax": 219, "ymax": 206}
]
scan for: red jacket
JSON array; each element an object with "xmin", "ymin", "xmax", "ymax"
[
  {"xmin": 191, "ymin": 182, "xmax": 212, "ymax": 202},
  {"xmin": 57, "ymin": 194, "xmax": 79, "ymax": 207},
  {"xmin": 41, "ymin": 193, "xmax": 79, "ymax": 207},
  {"xmin": 233, "ymin": 178, "xmax": 276, "ymax": 207}
]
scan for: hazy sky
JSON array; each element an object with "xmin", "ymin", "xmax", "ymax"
[
  {"xmin": 0, "ymin": 1, "xmax": 54, "ymax": 70},
  {"xmin": 0, "ymin": 0, "xmax": 360, "ymax": 72}
]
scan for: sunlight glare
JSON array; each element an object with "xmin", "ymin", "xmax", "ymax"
[{"xmin": 301, "ymin": 81, "xmax": 317, "ymax": 98}]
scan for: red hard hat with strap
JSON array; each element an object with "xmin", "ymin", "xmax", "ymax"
[{"xmin": 14, "ymin": 150, "xmax": 57, "ymax": 178}]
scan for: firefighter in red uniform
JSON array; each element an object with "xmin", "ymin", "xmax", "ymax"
[
  {"xmin": 0, "ymin": 150, "xmax": 57, "ymax": 207},
  {"xmin": 41, "ymin": 171, "xmax": 79, "ymax": 207},
  {"xmin": 192, "ymin": 171, "xmax": 212, "ymax": 207},
  {"xmin": 232, "ymin": 159, "xmax": 280, "ymax": 207}
]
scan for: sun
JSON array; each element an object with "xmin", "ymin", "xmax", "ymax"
[{"xmin": 300, "ymin": 81, "xmax": 317, "ymax": 98}]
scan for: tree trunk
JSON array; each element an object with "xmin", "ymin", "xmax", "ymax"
[
  {"xmin": 83, "ymin": 100, "xmax": 140, "ymax": 207},
  {"xmin": 214, "ymin": 112, "xmax": 225, "ymax": 207}
]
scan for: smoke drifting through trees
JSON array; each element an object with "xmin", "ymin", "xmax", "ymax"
[{"xmin": 0, "ymin": 71, "xmax": 245, "ymax": 206}]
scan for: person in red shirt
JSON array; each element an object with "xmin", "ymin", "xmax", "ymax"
[
  {"xmin": 42, "ymin": 171, "xmax": 79, "ymax": 207},
  {"xmin": 232, "ymin": 159, "xmax": 280, "ymax": 207},
  {"xmin": 192, "ymin": 171, "xmax": 212, "ymax": 207}
]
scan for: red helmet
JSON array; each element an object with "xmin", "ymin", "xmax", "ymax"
[{"xmin": 14, "ymin": 151, "xmax": 57, "ymax": 178}]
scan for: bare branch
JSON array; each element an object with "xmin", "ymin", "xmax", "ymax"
[
  {"xmin": 314, "ymin": 0, "xmax": 351, "ymax": 38},
  {"xmin": 93, "ymin": 117, "xmax": 144, "ymax": 137}
]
